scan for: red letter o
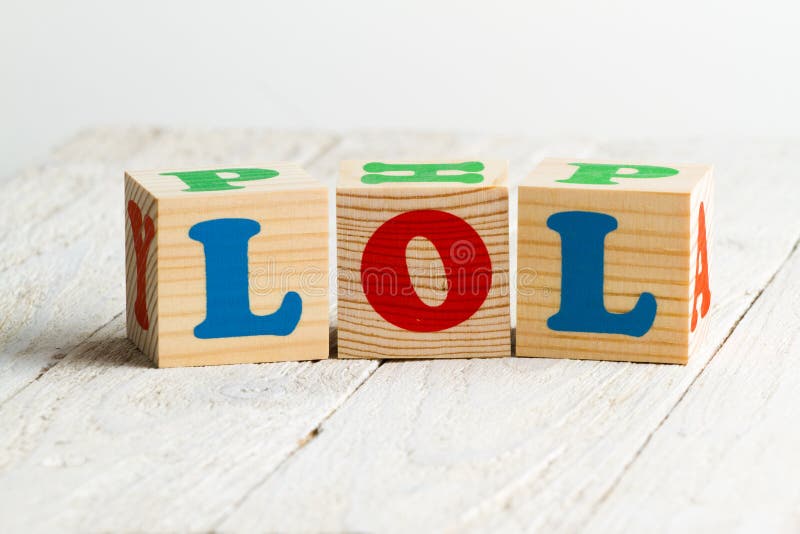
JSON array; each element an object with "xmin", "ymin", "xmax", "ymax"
[{"xmin": 360, "ymin": 210, "xmax": 492, "ymax": 332}]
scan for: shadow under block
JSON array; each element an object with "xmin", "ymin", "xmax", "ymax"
[
  {"xmin": 516, "ymin": 158, "xmax": 713, "ymax": 364},
  {"xmin": 337, "ymin": 160, "xmax": 511, "ymax": 359},
  {"xmin": 124, "ymin": 164, "xmax": 329, "ymax": 368}
]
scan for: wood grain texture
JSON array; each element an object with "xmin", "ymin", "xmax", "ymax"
[
  {"xmin": 0, "ymin": 129, "xmax": 165, "ymax": 407},
  {"xmin": 125, "ymin": 164, "xmax": 329, "ymax": 367},
  {"xmin": 587, "ymin": 242, "xmax": 800, "ymax": 533},
  {"xmin": 517, "ymin": 158, "xmax": 713, "ymax": 364},
  {"xmin": 337, "ymin": 160, "xmax": 510, "ymax": 359},
  {"xmin": 221, "ymin": 138, "xmax": 800, "ymax": 533},
  {"xmin": 0, "ymin": 316, "xmax": 375, "ymax": 533}
]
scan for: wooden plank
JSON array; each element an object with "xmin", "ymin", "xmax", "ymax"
[
  {"xmin": 586, "ymin": 242, "xmax": 800, "ymax": 532},
  {"xmin": 0, "ymin": 127, "xmax": 335, "ymax": 403},
  {"xmin": 0, "ymin": 316, "xmax": 376, "ymax": 532},
  {"xmin": 0, "ymin": 129, "xmax": 162, "ymax": 406},
  {"xmin": 220, "ymin": 138, "xmax": 800, "ymax": 533}
]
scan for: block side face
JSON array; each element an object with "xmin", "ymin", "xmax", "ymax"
[
  {"xmin": 126, "ymin": 162, "xmax": 320, "ymax": 199},
  {"xmin": 522, "ymin": 157, "xmax": 712, "ymax": 194},
  {"xmin": 337, "ymin": 185, "xmax": 510, "ymax": 359},
  {"xmin": 339, "ymin": 159, "xmax": 508, "ymax": 188},
  {"xmin": 688, "ymin": 168, "xmax": 714, "ymax": 356},
  {"xmin": 516, "ymin": 185, "xmax": 692, "ymax": 364},
  {"xmin": 155, "ymin": 187, "xmax": 329, "ymax": 367},
  {"xmin": 124, "ymin": 174, "xmax": 159, "ymax": 365}
]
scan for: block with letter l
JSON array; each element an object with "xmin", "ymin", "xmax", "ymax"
[
  {"xmin": 124, "ymin": 164, "xmax": 328, "ymax": 367},
  {"xmin": 337, "ymin": 160, "xmax": 511, "ymax": 359},
  {"xmin": 517, "ymin": 158, "xmax": 713, "ymax": 364}
]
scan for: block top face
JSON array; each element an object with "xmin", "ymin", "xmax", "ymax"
[
  {"xmin": 522, "ymin": 158, "xmax": 712, "ymax": 194},
  {"xmin": 125, "ymin": 163, "xmax": 321, "ymax": 198},
  {"xmin": 339, "ymin": 160, "xmax": 508, "ymax": 188}
]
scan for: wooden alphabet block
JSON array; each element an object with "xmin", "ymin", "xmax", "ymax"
[
  {"xmin": 337, "ymin": 160, "xmax": 511, "ymax": 359},
  {"xmin": 124, "ymin": 164, "xmax": 329, "ymax": 367},
  {"xmin": 517, "ymin": 158, "xmax": 713, "ymax": 364}
]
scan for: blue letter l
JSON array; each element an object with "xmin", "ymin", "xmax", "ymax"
[
  {"xmin": 547, "ymin": 211, "xmax": 656, "ymax": 337},
  {"xmin": 189, "ymin": 218, "xmax": 302, "ymax": 339}
]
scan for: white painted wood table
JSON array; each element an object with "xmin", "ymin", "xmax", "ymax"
[{"xmin": 1, "ymin": 129, "xmax": 798, "ymax": 533}]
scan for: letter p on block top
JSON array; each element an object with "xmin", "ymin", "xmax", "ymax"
[
  {"xmin": 337, "ymin": 160, "xmax": 511, "ymax": 359},
  {"xmin": 124, "ymin": 164, "xmax": 329, "ymax": 367},
  {"xmin": 516, "ymin": 158, "xmax": 713, "ymax": 364}
]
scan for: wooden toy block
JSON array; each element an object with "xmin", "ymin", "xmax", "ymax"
[
  {"xmin": 337, "ymin": 160, "xmax": 511, "ymax": 359},
  {"xmin": 517, "ymin": 158, "xmax": 713, "ymax": 364},
  {"xmin": 124, "ymin": 164, "xmax": 329, "ymax": 367}
]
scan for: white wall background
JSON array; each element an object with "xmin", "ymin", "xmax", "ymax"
[{"xmin": 2, "ymin": 0, "xmax": 798, "ymax": 178}]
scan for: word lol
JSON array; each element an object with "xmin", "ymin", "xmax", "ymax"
[{"xmin": 125, "ymin": 159, "xmax": 712, "ymax": 367}]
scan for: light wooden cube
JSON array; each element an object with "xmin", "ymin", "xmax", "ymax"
[
  {"xmin": 337, "ymin": 160, "xmax": 510, "ymax": 359},
  {"xmin": 517, "ymin": 158, "xmax": 713, "ymax": 364},
  {"xmin": 124, "ymin": 164, "xmax": 329, "ymax": 367}
]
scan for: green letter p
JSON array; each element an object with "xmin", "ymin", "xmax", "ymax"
[
  {"xmin": 161, "ymin": 167, "xmax": 280, "ymax": 193},
  {"xmin": 559, "ymin": 163, "xmax": 679, "ymax": 186}
]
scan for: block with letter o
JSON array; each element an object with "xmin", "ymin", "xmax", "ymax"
[{"xmin": 337, "ymin": 160, "xmax": 511, "ymax": 359}]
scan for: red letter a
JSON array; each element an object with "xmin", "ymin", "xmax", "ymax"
[{"xmin": 691, "ymin": 202, "xmax": 711, "ymax": 332}]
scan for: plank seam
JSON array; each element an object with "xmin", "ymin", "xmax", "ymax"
[
  {"xmin": 0, "ymin": 311, "xmax": 125, "ymax": 412},
  {"xmin": 210, "ymin": 357, "xmax": 385, "ymax": 530}
]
